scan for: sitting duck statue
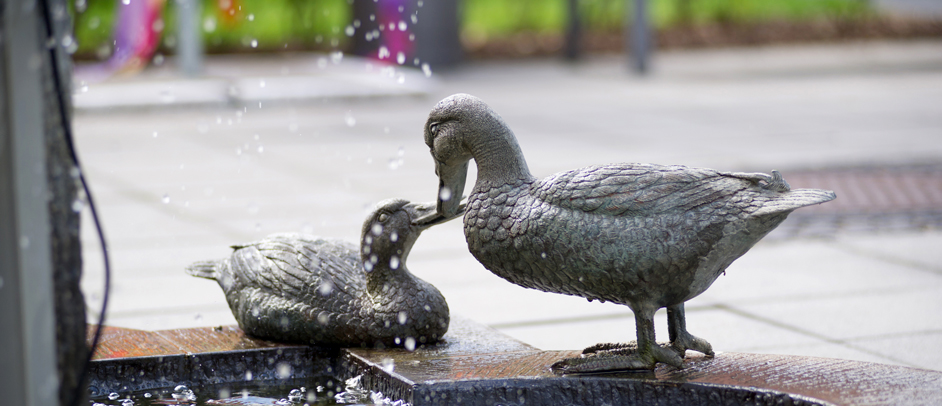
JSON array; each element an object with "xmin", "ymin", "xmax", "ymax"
[
  {"xmin": 186, "ymin": 199, "xmax": 459, "ymax": 348},
  {"xmin": 414, "ymin": 94, "xmax": 836, "ymax": 373}
]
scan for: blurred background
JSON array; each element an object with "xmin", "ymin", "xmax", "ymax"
[{"xmin": 67, "ymin": 0, "xmax": 942, "ymax": 371}]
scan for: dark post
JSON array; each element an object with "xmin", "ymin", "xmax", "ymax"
[
  {"xmin": 565, "ymin": 0, "xmax": 581, "ymax": 60},
  {"xmin": 1, "ymin": 0, "xmax": 87, "ymax": 405},
  {"xmin": 628, "ymin": 0, "xmax": 651, "ymax": 74},
  {"xmin": 410, "ymin": 0, "xmax": 462, "ymax": 69}
]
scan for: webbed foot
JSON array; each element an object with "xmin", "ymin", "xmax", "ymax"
[
  {"xmin": 670, "ymin": 331, "xmax": 714, "ymax": 358},
  {"xmin": 552, "ymin": 341, "xmax": 683, "ymax": 375}
]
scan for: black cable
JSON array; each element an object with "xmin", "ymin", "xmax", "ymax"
[{"xmin": 36, "ymin": 1, "xmax": 112, "ymax": 405}]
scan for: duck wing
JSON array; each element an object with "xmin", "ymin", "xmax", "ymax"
[
  {"xmin": 534, "ymin": 163, "xmax": 833, "ymax": 217},
  {"xmin": 228, "ymin": 233, "xmax": 362, "ymax": 302},
  {"xmin": 535, "ymin": 163, "xmax": 751, "ymax": 216}
]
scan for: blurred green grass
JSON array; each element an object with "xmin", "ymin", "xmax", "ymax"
[{"xmin": 70, "ymin": 0, "xmax": 873, "ymax": 60}]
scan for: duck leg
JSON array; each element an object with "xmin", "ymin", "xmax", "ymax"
[
  {"xmin": 551, "ymin": 308, "xmax": 683, "ymax": 374},
  {"xmin": 667, "ymin": 303, "xmax": 714, "ymax": 357}
]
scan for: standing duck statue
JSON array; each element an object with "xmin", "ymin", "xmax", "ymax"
[
  {"xmin": 414, "ymin": 94, "xmax": 836, "ymax": 373},
  {"xmin": 186, "ymin": 199, "xmax": 459, "ymax": 348}
]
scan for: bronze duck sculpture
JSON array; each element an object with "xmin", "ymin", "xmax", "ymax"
[
  {"xmin": 415, "ymin": 94, "xmax": 836, "ymax": 373},
  {"xmin": 186, "ymin": 199, "xmax": 457, "ymax": 348}
]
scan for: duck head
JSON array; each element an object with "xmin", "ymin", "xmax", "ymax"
[
  {"xmin": 418, "ymin": 94, "xmax": 533, "ymax": 224},
  {"xmin": 361, "ymin": 199, "xmax": 462, "ymax": 274}
]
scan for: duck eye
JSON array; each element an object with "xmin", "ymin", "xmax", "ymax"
[
  {"xmin": 378, "ymin": 213, "xmax": 389, "ymax": 222},
  {"xmin": 429, "ymin": 123, "xmax": 439, "ymax": 135}
]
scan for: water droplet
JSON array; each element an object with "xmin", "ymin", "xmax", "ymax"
[
  {"xmin": 396, "ymin": 52, "xmax": 405, "ymax": 65},
  {"xmin": 381, "ymin": 358, "xmax": 395, "ymax": 373},
  {"xmin": 121, "ymin": 0, "xmax": 129, "ymax": 4},
  {"xmin": 390, "ymin": 231, "xmax": 398, "ymax": 242},
  {"xmin": 345, "ymin": 25, "xmax": 355, "ymax": 36},
  {"xmin": 108, "ymin": 393, "xmax": 120, "ymax": 400},
  {"xmin": 250, "ymin": 39, "xmax": 258, "ymax": 48},
  {"xmin": 364, "ymin": 261, "xmax": 374, "ymax": 272},
  {"xmin": 259, "ymin": 79, "xmax": 266, "ymax": 88},
  {"xmin": 162, "ymin": 194, "xmax": 170, "ymax": 204},
  {"xmin": 153, "ymin": 53, "xmax": 165, "ymax": 65},
  {"xmin": 247, "ymin": 13, "xmax": 254, "ymax": 21},
  {"xmin": 143, "ymin": 393, "xmax": 152, "ymax": 398},
  {"xmin": 422, "ymin": 63, "xmax": 432, "ymax": 78},
  {"xmin": 244, "ymin": 371, "xmax": 253, "ymax": 381},
  {"xmin": 288, "ymin": 389, "xmax": 303, "ymax": 402},
  {"xmin": 317, "ymin": 312, "xmax": 329, "ymax": 324},
  {"xmin": 318, "ymin": 281, "xmax": 333, "ymax": 296},
  {"xmin": 397, "ymin": 311, "xmax": 408, "ymax": 325},
  {"xmin": 370, "ymin": 254, "xmax": 378, "ymax": 264},
  {"xmin": 257, "ymin": 145, "xmax": 264, "ymax": 153},
  {"xmin": 372, "ymin": 223, "xmax": 384, "ymax": 236},
  {"xmin": 439, "ymin": 187, "xmax": 452, "ymax": 201},
  {"xmin": 398, "ymin": 20, "xmax": 407, "ymax": 31},
  {"xmin": 276, "ymin": 362, "xmax": 292, "ymax": 379},
  {"xmin": 197, "ymin": 123, "xmax": 209, "ymax": 134},
  {"xmin": 378, "ymin": 46, "xmax": 389, "ymax": 60},
  {"xmin": 404, "ymin": 337, "xmax": 416, "ymax": 351},
  {"xmin": 390, "ymin": 256, "xmax": 400, "ymax": 269},
  {"xmin": 236, "ymin": 147, "xmax": 242, "ymax": 155},
  {"xmin": 217, "ymin": 389, "xmax": 229, "ymax": 399},
  {"xmin": 203, "ymin": 17, "xmax": 216, "ymax": 33},
  {"xmin": 121, "ymin": 398, "xmax": 133, "ymax": 406},
  {"xmin": 541, "ymin": 252, "xmax": 547, "ymax": 259},
  {"xmin": 330, "ymin": 51, "xmax": 343, "ymax": 64},
  {"xmin": 397, "ymin": 73, "xmax": 405, "ymax": 84},
  {"xmin": 344, "ymin": 111, "xmax": 356, "ymax": 127},
  {"xmin": 71, "ymin": 199, "xmax": 84, "ymax": 213}
]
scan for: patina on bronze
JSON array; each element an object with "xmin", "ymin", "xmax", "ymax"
[
  {"xmin": 416, "ymin": 94, "xmax": 836, "ymax": 373},
  {"xmin": 187, "ymin": 199, "xmax": 460, "ymax": 348}
]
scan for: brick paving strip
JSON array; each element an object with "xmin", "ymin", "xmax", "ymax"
[{"xmin": 775, "ymin": 163, "xmax": 942, "ymax": 238}]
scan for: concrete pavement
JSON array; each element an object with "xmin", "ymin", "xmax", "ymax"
[{"xmin": 73, "ymin": 39, "xmax": 942, "ymax": 371}]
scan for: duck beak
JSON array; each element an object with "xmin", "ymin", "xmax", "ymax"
[
  {"xmin": 433, "ymin": 159, "xmax": 468, "ymax": 218},
  {"xmin": 411, "ymin": 199, "xmax": 466, "ymax": 230}
]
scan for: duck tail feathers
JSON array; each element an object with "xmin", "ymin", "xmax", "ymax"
[
  {"xmin": 754, "ymin": 188, "xmax": 836, "ymax": 216},
  {"xmin": 185, "ymin": 260, "xmax": 220, "ymax": 280}
]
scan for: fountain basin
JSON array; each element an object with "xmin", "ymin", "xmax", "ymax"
[{"xmin": 89, "ymin": 316, "xmax": 942, "ymax": 405}]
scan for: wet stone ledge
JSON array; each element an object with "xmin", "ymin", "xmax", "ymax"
[{"xmin": 89, "ymin": 316, "xmax": 942, "ymax": 405}]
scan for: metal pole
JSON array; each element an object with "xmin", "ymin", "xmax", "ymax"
[
  {"xmin": 629, "ymin": 0, "xmax": 650, "ymax": 74},
  {"xmin": 0, "ymin": 0, "xmax": 62, "ymax": 405},
  {"xmin": 176, "ymin": 0, "xmax": 203, "ymax": 76},
  {"xmin": 565, "ymin": 0, "xmax": 581, "ymax": 60}
]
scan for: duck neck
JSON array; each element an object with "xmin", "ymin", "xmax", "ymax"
[
  {"xmin": 365, "ymin": 249, "xmax": 413, "ymax": 297},
  {"xmin": 469, "ymin": 128, "xmax": 534, "ymax": 187}
]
